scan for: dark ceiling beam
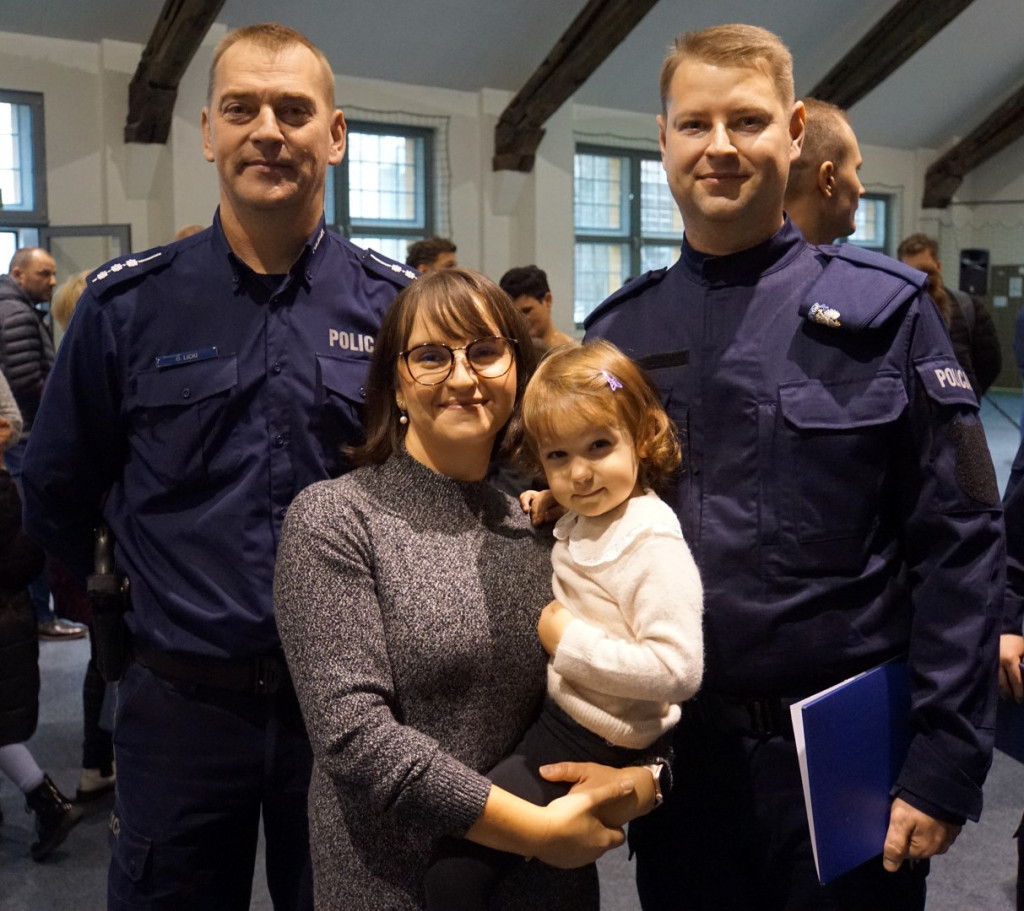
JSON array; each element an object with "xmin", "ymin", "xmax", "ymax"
[
  {"xmin": 124, "ymin": 0, "xmax": 227, "ymax": 144},
  {"xmin": 808, "ymin": 0, "xmax": 976, "ymax": 109},
  {"xmin": 493, "ymin": 0, "xmax": 659, "ymax": 173},
  {"xmin": 922, "ymin": 84, "xmax": 1024, "ymax": 208}
]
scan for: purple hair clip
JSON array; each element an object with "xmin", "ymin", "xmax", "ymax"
[{"xmin": 601, "ymin": 369, "xmax": 623, "ymax": 391}]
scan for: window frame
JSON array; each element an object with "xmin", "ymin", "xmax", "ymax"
[
  {"xmin": 573, "ymin": 143, "xmax": 680, "ymax": 326},
  {"xmin": 0, "ymin": 89, "xmax": 47, "ymax": 227},
  {"xmin": 841, "ymin": 192, "xmax": 893, "ymax": 256},
  {"xmin": 330, "ymin": 121, "xmax": 436, "ymax": 247}
]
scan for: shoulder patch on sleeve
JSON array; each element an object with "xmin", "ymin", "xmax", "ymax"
[
  {"xmin": 584, "ymin": 268, "xmax": 669, "ymax": 330},
  {"xmin": 361, "ymin": 248, "xmax": 417, "ymax": 287},
  {"xmin": 800, "ymin": 246, "xmax": 925, "ymax": 333},
  {"xmin": 87, "ymin": 248, "xmax": 174, "ymax": 297},
  {"xmin": 913, "ymin": 351, "xmax": 994, "ymax": 505},
  {"xmin": 914, "ymin": 356, "xmax": 978, "ymax": 408}
]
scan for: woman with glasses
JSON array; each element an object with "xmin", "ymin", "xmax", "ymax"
[{"xmin": 274, "ymin": 269, "xmax": 657, "ymax": 909}]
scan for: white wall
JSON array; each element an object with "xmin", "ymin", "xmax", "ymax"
[
  {"xmin": 961, "ymin": 135, "xmax": 1024, "ymax": 203},
  {"xmin": 2, "ymin": 25, "xmax": 1021, "ymax": 337}
]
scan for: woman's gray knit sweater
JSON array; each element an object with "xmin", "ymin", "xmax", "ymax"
[{"xmin": 275, "ymin": 452, "xmax": 599, "ymax": 909}]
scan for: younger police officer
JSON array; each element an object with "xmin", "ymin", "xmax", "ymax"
[
  {"xmin": 23, "ymin": 24, "xmax": 413, "ymax": 910},
  {"xmin": 587, "ymin": 24, "xmax": 1002, "ymax": 911}
]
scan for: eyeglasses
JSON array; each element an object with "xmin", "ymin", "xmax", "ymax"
[{"xmin": 399, "ymin": 336, "xmax": 517, "ymax": 386}]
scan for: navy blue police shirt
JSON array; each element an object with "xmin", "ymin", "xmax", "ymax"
[
  {"xmin": 586, "ymin": 218, "xmax": 1003, "ymax": 824},
  {"xmin": 22, "ymin": 214, "xmax": 413, "ymax": 660}
]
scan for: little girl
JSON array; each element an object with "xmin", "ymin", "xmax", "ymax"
[{"xmin": 425, "ymin": 339, "xmax": 704, "ymax": 908}]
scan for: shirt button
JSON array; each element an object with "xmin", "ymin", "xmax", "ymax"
[
  {"xmin": 272, "ymin": 362, "xmax": 283, "ymax": 374},
  {"xmin": 275, "ymin": 435, "xmax": 285, "ymax": 448},
  {"xmin": 181, "ymin": 387, "xmax": 191, "ymax": 399},
  {"xmin": 278, "ymin": 508, "xmax": 287, "ymax": 520}
]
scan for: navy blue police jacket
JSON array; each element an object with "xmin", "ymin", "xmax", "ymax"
[
  {"xmin": 1003, "ymin": 440, "xmax": 1024, "ymax": 634},
  {"xmin": 586, "ymin": 218, "xmax": 1003, "ymax": 823},
  {"xmin": 22, "ymin": 214, "xmax": 413, "ymax": 661}
]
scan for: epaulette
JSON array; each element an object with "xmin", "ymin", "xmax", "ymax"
[
  {"xmin": 86, "ymin": 247, "xmax": 175, "ymax": 298},
  {"xmin": 361, "ymin": 248, "xmax": 418, "ymax": 286},
  {"xmin": 584, "ymin": 268, "xmax": 668, "ymax": 330},
  {"xmin": 800, "ymin": 244, "xmax": 926, "ymax": 333}
]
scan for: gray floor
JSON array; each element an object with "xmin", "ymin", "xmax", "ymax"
[{"xmin": 2, "ymin": 393, "xmax": 1023, "ymax": 910}]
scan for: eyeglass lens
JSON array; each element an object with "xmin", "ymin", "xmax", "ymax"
[{"xmin": 406, "ymin": 337, "xmax": 513, "ymax": 383}]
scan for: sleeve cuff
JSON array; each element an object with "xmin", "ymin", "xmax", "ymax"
[
  {"xmin": 890, "ymin": 787, "xmax": 966, "ymax": 827},
  {"xmin": 895, "ymin": 734, "xmax": 987, "ymax": 823}
]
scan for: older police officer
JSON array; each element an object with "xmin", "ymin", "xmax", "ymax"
[
  {"xmin": 23, "ymin": 24, "xmax": 412, "ymax": 910},
  {"xmin": 587, "ymin": 23, "xmax": 1002, "ymax": 911}
]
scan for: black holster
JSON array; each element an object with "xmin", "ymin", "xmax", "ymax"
[{"xmin": 86, "ymin": 525, "xmax": 131, "ymax": 683}]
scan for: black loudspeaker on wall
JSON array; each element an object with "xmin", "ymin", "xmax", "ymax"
[{"xmin": 960, "ymin": 248, "xmax": 989, "ymax": 296}]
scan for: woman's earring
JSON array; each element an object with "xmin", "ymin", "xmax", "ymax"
[
  {"xmin": 397, "ymin": 402, "xmax": 408, "ymax": 425},
  {"xmin": 399, "ymin": 413, "xmax": 408, "ymax": 425}
]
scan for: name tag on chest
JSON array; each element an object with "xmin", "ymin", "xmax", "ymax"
[{"xmin": 155, "ymin": 346, "xmax": 219, "ymax": 369}]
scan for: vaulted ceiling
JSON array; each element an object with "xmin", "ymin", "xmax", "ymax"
[{"xmin": 2, "ymin": 0, "xmax": 1023, "ymax": 205}]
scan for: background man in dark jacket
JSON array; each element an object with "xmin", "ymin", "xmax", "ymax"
[{"xmin": 0, "ymin": 247, "xmax": 56, "ymax": 435}]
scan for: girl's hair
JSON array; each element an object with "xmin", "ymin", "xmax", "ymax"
[
  {"xmin": 515, "ymin": 339, "xmax": 681, "ymax": 490},
  {"xmin": 350, "ymin": 268, "xmax": 536, "ymax": 467}
]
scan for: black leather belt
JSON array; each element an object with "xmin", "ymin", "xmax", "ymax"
[
  {"xmin": 136, "ymin": 648, "xmax": 290, "ymax": 695},
  {"xmin": 682, "ymin": 692, "xmax": 801, "ymax": 738}
]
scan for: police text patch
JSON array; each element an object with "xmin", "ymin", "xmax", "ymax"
[{"xmin": 914, "ymin": 358, "xmax": 978, "ymax": 409}]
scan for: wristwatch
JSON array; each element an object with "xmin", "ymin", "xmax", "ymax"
[{"xmin": 642, "ymin": 760, "xmax": 672, "ymax": 806}]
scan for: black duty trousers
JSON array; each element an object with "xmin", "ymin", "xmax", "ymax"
[
  {"xmin": 106, "ymin": 660, "xmax": 313, "ymax": 911},
  {"xmin": 630, "ymin": 719, "xmax": 928, "ymax": 911}
]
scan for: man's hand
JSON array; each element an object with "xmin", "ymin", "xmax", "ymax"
[
  {"xmin": 881, "ymin": 797, "xmax": 960, "ymax": 872},
  {"xmin": 531, "ymin": 776, "xmax": 631, "ymax": 868},
  {"xmin": 538, "ymin": 600, "xmax": 572, "ymax": 656},
  {"xmin": 466, "ymin": 769, "xmax": 632, "ymax": 868},
  {"xmin": 541, "ymin": 760, "xmax": 658, "ymax": 828},
  {"xmin": 999, "ymin": 634, "xmax": 1024, "ymax": 702},
  {"xmin": 519, "ymin": 489, "xmax": 565, "ymax": 526}
]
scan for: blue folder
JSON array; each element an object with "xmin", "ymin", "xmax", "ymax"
[{"xmin": 790, "ymin": 659, "xmax": 911, "ymax": 884}]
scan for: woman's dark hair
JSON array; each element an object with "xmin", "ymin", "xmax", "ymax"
[{"xmin": 350, "ymin": 268, "xmax": 537, "ymax": 467}]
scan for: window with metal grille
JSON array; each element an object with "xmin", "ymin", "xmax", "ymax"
[
  {"xmin": 326, "ymin": 122, "xmax": 435, "ymax": 264},
  {"xmin": 574, "ymin": 144, "xmax": 681, "ymax": 326},
  {"xmin": 0, "ymin": 89, "xmax": 47, "ymax": 267},
  {"xmin": 842, "ymin": 193, "xmax": 892, "ymax": 255}
]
